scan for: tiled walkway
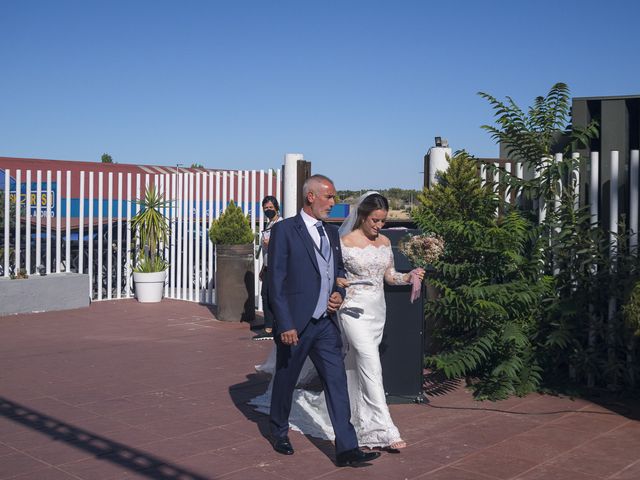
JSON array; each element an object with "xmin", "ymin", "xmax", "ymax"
[{"xmin": 0, "ymin": 300, "xmax": 638, "ymax": 479}]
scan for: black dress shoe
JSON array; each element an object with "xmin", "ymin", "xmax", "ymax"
[
  {"xmin": 336, "ymin": 448, "xmax": 381, "ymax": 467},
  {"xmin": 272, "ymin": 437, "xmax": 294, "ymax": 455}
]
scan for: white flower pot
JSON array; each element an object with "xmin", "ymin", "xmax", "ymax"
[{"xmin": 133, "ymin": 270, "xmax": 167, "ymax": 303}]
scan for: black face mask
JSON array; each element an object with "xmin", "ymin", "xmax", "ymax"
[{"xmin": 264, "ymin": 209, "xmax": 277, "ymax": 220}]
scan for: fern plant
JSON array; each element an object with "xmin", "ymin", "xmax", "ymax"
[
  {"xmin": 480, "ymin": 82, "xmax": 639, "ymax": 391},
  {"xmin": 414, "ymin": 151, "xmax": 551, "ymax": 400}
]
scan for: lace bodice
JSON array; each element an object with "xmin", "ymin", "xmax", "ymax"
[{"xmin": 341, "ymin": 243, "xmax": 405, "ymax": 297}]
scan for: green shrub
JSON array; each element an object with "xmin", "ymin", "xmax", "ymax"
[
  {"xmin": 414, "ymin": 152, "xmax": 551, "ymax": 400},
  {"xmin": 209, "ymin": 200, "xmax": 254, "ymax": 245}
]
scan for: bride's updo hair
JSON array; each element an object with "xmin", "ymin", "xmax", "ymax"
[{"xmin": 354, "ymin": 193, "xmax": 389, "ymax": 230}]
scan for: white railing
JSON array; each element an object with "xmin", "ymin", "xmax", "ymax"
[{"xmin": 1, "ymin": 168, "xmax": 281, "ymax": 308}]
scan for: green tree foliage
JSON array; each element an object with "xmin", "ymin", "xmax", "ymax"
[
  {"xmin": 101, "ymin": 153, "xmax": 114, "ymax": 163},
  {"xmin": 414, "ymin": 152, "xmax": 552, "ymax": 400},
  {"xmin": 209, "ymin": 200, "xmax": 254, "ymax": 245},
  {"xmin": 191, "ymin": 163, "xmax": 204, "ymax": 168},
  {"xmin": 480, "ymin": 82, "xmax": 638, "ymax": 390}
]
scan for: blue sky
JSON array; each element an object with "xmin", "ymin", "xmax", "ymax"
[{"xmin": 1, "ymin": 0, "xmax": 638, "ymax": 189}]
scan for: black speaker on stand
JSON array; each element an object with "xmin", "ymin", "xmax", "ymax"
[{"xmin": 380, "ymin": 229, "xmax": 426, "ymax": 404}]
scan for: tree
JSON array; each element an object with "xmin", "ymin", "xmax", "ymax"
[
  {"xmin": 414, "ymin": 152, "xmax": 551, "ymax": 400},
  {"xmin": 191, "ymin": 163, "xmax": 204, "ymax": 168},
  {"xmin": 479, "ymin": 82, "xmax": 638, "ymax": 390},
  {"xmin": 101, "ymin": 153, "xmax": 113, "ymax": 163}
]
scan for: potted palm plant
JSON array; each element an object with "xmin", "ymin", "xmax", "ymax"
[
  {"xmin": 209, "ymin": 200, "xmax": 255, "ymax": 321},
  {"xmin": 131, "ymin": 185, "xmax": 170, "ymax": 303}
]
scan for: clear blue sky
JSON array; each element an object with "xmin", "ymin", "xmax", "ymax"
[{"xmin": 1, "ymin": 0, "xmax": 638, "ymax": 190}]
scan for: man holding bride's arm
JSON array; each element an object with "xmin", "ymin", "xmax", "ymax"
[{"xmin": 267, "ymin": 174, "xmax": 380, "ymax": 467}]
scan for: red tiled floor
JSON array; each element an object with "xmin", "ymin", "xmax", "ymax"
[{"xmin": 0, "ymin": 299, "xmax": 638, "ymax": 480}]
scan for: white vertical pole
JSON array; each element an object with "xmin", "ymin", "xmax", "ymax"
[
  {"xmin": 504, "ymin": 163, "xmax": 512, "ymax": 205},
  {"xmin": 590, "ymin": 152, "xmax": 599, "ymax": 225},
  {"xmin": 236, "ymin": 171, "xmax": 242, "ymax": 211},
  {"xmin": 78, "ymin": 172, "xmax": 85, "ymax": 275},
  {"xmin": 176, "ymin": 173, "xmax": 183, "ymax": 300},
  {"xmin": 244, "ymin": 170, "xmax": 250, "ymax": 216},
  {"xmin": 45, "ymin": 170, "xmax": 52, "ymax": 275},
  {"xmin": 554, "ymin": 153, "xmax": 563, "ymax": 215},
  {"xmin": 134, "ymin": 173, "xmax": 141, "ymax": 281},
  {"xmin": 15, "ymin": 170, "xmax": 21, "ymax": 275},
  {"xmin": 480, "ymin": 163, "xmax": 487, "ymax": 188},
  {"xmin": 609, "ymin": 150, "xmax": 620, "ymax": 388},
  {"xmin": 88, "ymin": 172, "xmax": 94, "ymax": 298},
  {"xmin": 215, "ymin": 172, "xmax": 221, "ymax": 219},
  {"xmin": 610, "ymin": 151, "xmax": 619, "ymax": 246},
  {"xmin": 250, "ymin": 171, "xmax": 257, "ymax": 233},
  {"xmin": 259, "ymin": 170, "xmax": 265, "ymax": 229},
  {"xmin": 230, "ymin": 171, "xmax": 235, "ymax": 206},
  {"xmin": 125, "ymin": 173, "xmax": 131, "ymax": 297},
  {"xmin": 182, "ymin": 173, "xmax": 189, "ymax": 300},
  {"xmin": 107, "ymin": 172, "xmax": 113, "ymax": 299},
  {"xmin": 163, "ymin": 173, "xmax": 171, "ymax": 299},
  {"xmin": 25, "ymin": 170, "xmax": 31, "ymax": 274},
  {"xmin": 630, "ymin": 150, "xmax": 639, "ymax": 253},
  {"xmin": 65, "ymin": 170, "xmax": 71, "ymax": 272},
  {"xmin": 200, "ymin": 173, "xmax": 207, "ymax": 302},
  {"xmin": 35, "ymin": 170, "xmax": 42, "ymax": 272},
  {"xmin": 170, "ymin": 173, "xmax": 177, "ymax": 298},
  {"xmin": 571, "ymin": 153, "xmax": 580, "ymax": 211},
  {"xmin": 195, "ymin": 172, "xmax": 201, "ymax": 301},
  {"xmin": 535, "ymin": 165, "xmax": 546, "ymax": 224},
  {"xmin": 268, "ymin": 169, "xmax": 274, "ymax": 196},
  {"xmin": 55, "ymin": 170, "xmax": 62, "ymax": 273},
  {"xmin": 97, "ymin": 172, "xmax": 104, "ymax": 300},
  {"xmin": 3, "ymin": 169, "xmax": 9, "ymax": 276},
  {"xmin": 222, "ymin": 171, "xmax": 228, "ymax": 213},
  {"xmin": 284, "ymin": 153, "xmax": 302, "ymax": 218},
  {"xmin": 116, "ymin": 172, "xmax": 123, "ymax": 299},
  {"xmin": 276, "ymin": 168, "xmax": 282, "ymax": 207},
  {"xmin": 188, "ymin": 173, "xmax": 195, "ymax": 300},
  {"xmin": 208, "ymin": 172, "xmax": 214, "ymax": 304}
]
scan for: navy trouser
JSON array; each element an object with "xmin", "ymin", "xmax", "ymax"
[{"xmin": 269, "ymin": 317, "xmax": 358, "ymax": 454}]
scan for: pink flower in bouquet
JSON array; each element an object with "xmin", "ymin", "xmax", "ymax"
[{"xmin": 399, "ymin": 234, "xmax": 445, "ymax": 268}]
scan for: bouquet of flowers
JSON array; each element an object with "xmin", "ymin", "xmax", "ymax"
[{"xmin": 399, "ymin": 234, "xmax": 445, "ymax": 268}]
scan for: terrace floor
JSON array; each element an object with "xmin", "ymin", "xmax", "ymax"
[{"xmin": 0, "ymin": 299, "xmax": 639, "ymax": 480}]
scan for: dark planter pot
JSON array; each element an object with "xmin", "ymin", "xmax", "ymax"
[{"xmin": 215, "ymin": 244, "xmax": 255, "ymax": 322}]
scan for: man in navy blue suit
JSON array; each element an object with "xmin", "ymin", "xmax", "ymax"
[{"xmin": 267, "ymin": 174, "xmax": 380, "ymax": 467}]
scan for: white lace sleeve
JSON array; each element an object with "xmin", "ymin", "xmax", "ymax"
[{"xmin": 384, "ymin": 246, "xmax": 409, "ymax": 285}]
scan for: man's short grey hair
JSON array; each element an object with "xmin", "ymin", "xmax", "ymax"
[{"xmin": 302, "ymin": 174, "xmax": 335, "ymax": 199}]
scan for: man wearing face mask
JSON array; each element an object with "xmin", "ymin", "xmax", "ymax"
[{"xmin": 253, "ymin": 196, "xmax": 282, "ymax": 341}]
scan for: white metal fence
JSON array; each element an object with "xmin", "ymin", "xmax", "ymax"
[{"xmin": 1, "ymin": 168, "xmax": 281, "ymax": 308}]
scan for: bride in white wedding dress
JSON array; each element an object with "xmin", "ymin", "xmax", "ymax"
[{"xmin": 249, "ymin": 192, "xmax": 424, "ymax": 450}]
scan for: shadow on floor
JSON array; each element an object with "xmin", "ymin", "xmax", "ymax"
[
  {"xmin": 228, "ymin": 373, "xmax": 337, "ymax": 462},
  {"xmin": 0, "ymin": 396, "xmax": 210, "ymax": 480}
]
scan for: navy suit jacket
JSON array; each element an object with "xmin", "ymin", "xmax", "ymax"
[{"xmin": 267, "ymin": 213, "xmax": 346, "ymax": 335}]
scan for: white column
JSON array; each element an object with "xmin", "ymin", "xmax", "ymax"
[
  {"xmin": 283, "ymin": 153, "xmax": 303, "ymax": 218},
  {"xmin": 427, "ymin": 147, "xmax": 451, "ymax": 188}
]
